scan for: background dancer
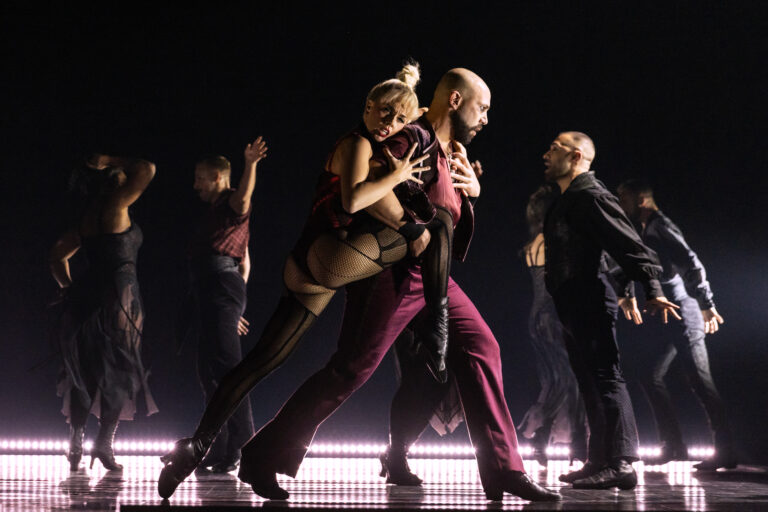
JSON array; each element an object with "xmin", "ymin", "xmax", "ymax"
[
  {"xmin": 541, "ymin": 132, "xmax": 680, "ymax": 490},
  {"xmin": 183, "ymin": 141, "xmax": 267, "ymax": 473},
  {"xmin": 50, "ymin": 154, "xmax": 158, "ymax": 472},
  {"xmin": 518, "ymin": 184, "xmax": 587, "ymax": 465},
  {"xmin": 616, "ymin": 179, "xmax": 733, "ymax": 470},
  {"xmin": 158, "ymin": 64, "xmax": 454, "ymax": 498}
]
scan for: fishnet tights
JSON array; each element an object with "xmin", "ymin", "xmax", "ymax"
[{"xmin": 194, "ymin": 223, "xmax": 413, "ymax": 442}]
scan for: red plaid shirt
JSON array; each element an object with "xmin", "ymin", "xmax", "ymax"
[{"xmin": 194, "ymin": 189, "xmax": 250, "ymax": 259}]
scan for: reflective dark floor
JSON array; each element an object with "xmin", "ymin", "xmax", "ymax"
[{"xmin": 1, "ymin": 455, "xmax": 767, "ymax": 511}]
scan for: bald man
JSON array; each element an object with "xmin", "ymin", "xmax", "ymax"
[
  {"xmin": 237, "ymin": 69, "xmax": 560, "ymax": 502},
  {"xmin": 541, "ymin": 132, "xmax": 680, "ymax": 490}
]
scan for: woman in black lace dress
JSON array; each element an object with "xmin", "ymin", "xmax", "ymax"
[
  {"xmin": 50, "ymin": 155, "xmax": 158, "ymax": 471},
  {"xmin": 518, "ymin": 184, "xmax": 587, "ymax": 465}
]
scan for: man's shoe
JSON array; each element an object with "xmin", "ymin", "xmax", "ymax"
[
  {"xmin": 572, "ymin": 460, "xmax": 637, "ymax": 490},
  {"xmin": 694, "ymin": 455, "xmax": 737, "ymax": 471},
  {"xmin": 485, "ymin": 471, "xmax": 561, "ymax": 501},
  {"xmin": 241, "ymin": 469, "xmax": 288, "ymax": 500},
  {"xmin": 559, "ymin": 461, "xmax": 600, "ymax": 483}
]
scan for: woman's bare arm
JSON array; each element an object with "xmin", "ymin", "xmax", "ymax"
[{"xmin": 49, "ymin": 229, "xmax": 81, "ymax": 288}]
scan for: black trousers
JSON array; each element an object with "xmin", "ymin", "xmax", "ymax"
[
  {"xmin": 193, "ymin": 257, "xmax": 255, "ymax": 461},
  {"xmin": 553, "ymin": 276, "xmax": 639, "ymax": 464},
  {"xmin": 638, "ymin": 276, "xmax": 732, "ymax": 453}
]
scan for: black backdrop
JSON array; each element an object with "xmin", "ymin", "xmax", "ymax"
[{"xmin": 2, "ymin": 3, "xmax": 767, "ymax": 462}]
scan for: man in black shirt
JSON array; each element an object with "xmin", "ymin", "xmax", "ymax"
[
  {"xmin": 616, "ymin": 179, "xmax": 733, "ymax": 470},
  {"xmin": 542, "ymin": 132, "xmax": 680, "ymax": 489}
]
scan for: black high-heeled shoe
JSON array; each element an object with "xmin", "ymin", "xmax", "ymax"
[
  {"xmin": 91, "ymin": 419, "xmax": 122, "ymax": 471},
  {"xmin": 379, "ymin": 448, "xmax": 422, "ymax": 486},
  {"xmin": 157, "ymin": 437, "xmax": 209, "ymax": 499},
  {"xmin": 67, "ymin": 425, "xmax": 85, "ymax": 471}
]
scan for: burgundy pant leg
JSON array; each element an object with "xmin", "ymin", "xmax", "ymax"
[
  {"xmin": 445, "ymin": 277, "xmax": 526, "ymax": 487},
  {"xmin": 240, "ymin": 269, "xmax": 426, "ymax": 477}
]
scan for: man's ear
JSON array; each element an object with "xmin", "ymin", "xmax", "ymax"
[
  {"xmin": 571, "ymin": 149, "xmax": 583, "ymax": 164},
  {"xmin": 448, "ymin": 90, "xmax": 463, "ymax": 111},
  {"xmin": 639, "ymin": 195, "xmax": 653, "ymax": 208}
]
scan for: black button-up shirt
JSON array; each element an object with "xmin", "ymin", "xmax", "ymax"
[{"xmin": 543, "ymin": 172, "xmax": 663, "ymax": 300}]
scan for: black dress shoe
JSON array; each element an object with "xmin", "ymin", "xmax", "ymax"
[
  {"xmin": 485, "ymin": 471, "xmax": 561, "ymax": 501},
  {"xmin": 239, "ymin": 465, "xmax": 288, "ymax": 500},
  {"xmin": 694, "ymin": 455, "xmax": 737, "ymax": 471},
  {"xmin": 572, "ymin": 460, "xmax": 637, "ymax": 490},
  {"xmin": 559, "ymin": 461, "xmax": 600, "ymax": 483}
]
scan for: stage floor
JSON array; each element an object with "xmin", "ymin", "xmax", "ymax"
[{"xmin": 1, "ymin": 455, "xmax": 767, "ymax": 511}]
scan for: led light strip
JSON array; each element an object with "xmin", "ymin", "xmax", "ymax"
[{"xmin": 0, "ymin": 439, "xmax": 715, "ymax": 459}]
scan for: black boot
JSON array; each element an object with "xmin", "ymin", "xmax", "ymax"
[
  {"xmin": 531, "ymin": 426, "xmax": 550, "ymax": 466},
  {"xmin": 67, "ymin": 425, "xmax": 85, "ymax": 471},
  {"xmin": 90, "ymin": 418, "xmax": 122, "ymax": 472},
  {"xmin": 416, "ymin": 297, "xmax": 449, "ymax": 383},
  {"xmin": 158, "ymin": 436, "xmax": 212, "ymax": 498},
  {"xmin": 379, "ymin": 446, "xmax": 422, "ymax": 486}
]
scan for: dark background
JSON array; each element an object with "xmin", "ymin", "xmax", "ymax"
[{"xmin": 2, "ymin": 3, "xmax": 767, "ymax": 462}]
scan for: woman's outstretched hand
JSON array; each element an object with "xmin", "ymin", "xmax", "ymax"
[{"xmin": 382, "ymin": 143, "xmax": 429, "ymax": 185}]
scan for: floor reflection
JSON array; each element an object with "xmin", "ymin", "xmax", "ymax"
[{"xmin": 0, "ymin": 455, "xmax": 765, "ymax": 511}]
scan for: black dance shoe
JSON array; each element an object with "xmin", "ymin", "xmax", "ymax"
[
  {"xmin": 240, "ymin": 467, "xmax": 289, "ymax": 500},
  {"xmin": 485, "ymin": 471, "xmax": 561, "ymax": 501},
  {"xmin": 67, "ymin": 426, "xmax": 85, "ymax": 472},
  {"xmin": 694, "ymin": 453, "xmax": 737, "ymax": 471},
  {"xmin": 559, "ymin": 460, "xmax": 601, "ymax": 483},
  {"xmin": 572, "ymin": 460, "xmax": 637, "ymax": 490},
  {"xmin": 379, "ymin": 449, "xmax": 422, "ymax": 486},
  {"xmin": 417, "ymin": 297, "xmax": 449, "ymax": 383},
  {"xmin": 158, "ymin": 437, "xmax": 208, "ymax": 498}
]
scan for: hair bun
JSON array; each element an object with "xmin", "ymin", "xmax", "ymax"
[{"xmin": 396, "ymin": 62, "xmax": 421, "ymax": 89}]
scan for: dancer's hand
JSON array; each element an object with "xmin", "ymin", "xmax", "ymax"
[
  {"xmin": 382, "ymin": 143, "xmax": 428, "ymax": 185},
  {"xmin": 618, "ymin": 297, "xmax": 643, "ymax": 325},
  {"xmin": 702, "ymin": 307, "xmax": 724, "ymax": 334},
  {"xmin": 237, "ymin": 316, "xmax": 250, "ymax": 336},
  {"xmin": 472, "ymin": 160, "xmax": 484, "ymax": 178},
  {"xmin": 409, "ymin": 228, "xmax": 431, "ymax": 257},
  {"xmin": 644, "ymin": 297, "xmax": 682, "ymax": 323},
  {"xmin": 244, "ymin": 136, "xmax": 268, "ymax": 165},
  {"xmin": 449, "ymin": 150, "xmax": 481, "ymax": 197}
]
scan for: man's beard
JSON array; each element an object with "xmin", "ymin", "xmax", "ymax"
[
  {"xmin": 450, "ymin": 110, "xmax": 480, "ymax": 145},
  {"xmin": 544, "ymin": 163, "xmax": 569, "ymax": 182}
]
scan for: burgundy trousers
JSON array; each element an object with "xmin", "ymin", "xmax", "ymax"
[{"xmin": 239, "ymin": 264, "xmax": 525, "ymax": 489}]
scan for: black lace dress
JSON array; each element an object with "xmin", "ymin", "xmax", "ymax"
[
  {"xmin": 57, "ymin": 223, "xmax": 158, "ymax": 422},
  {"xmin": 518, "ymin": 265, "xmax": 585, "ymax": 447}
]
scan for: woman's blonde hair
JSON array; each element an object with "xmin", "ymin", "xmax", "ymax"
[{"xmin": 366, "ymin": 62, "xmax": 421, "ymax": 121}]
